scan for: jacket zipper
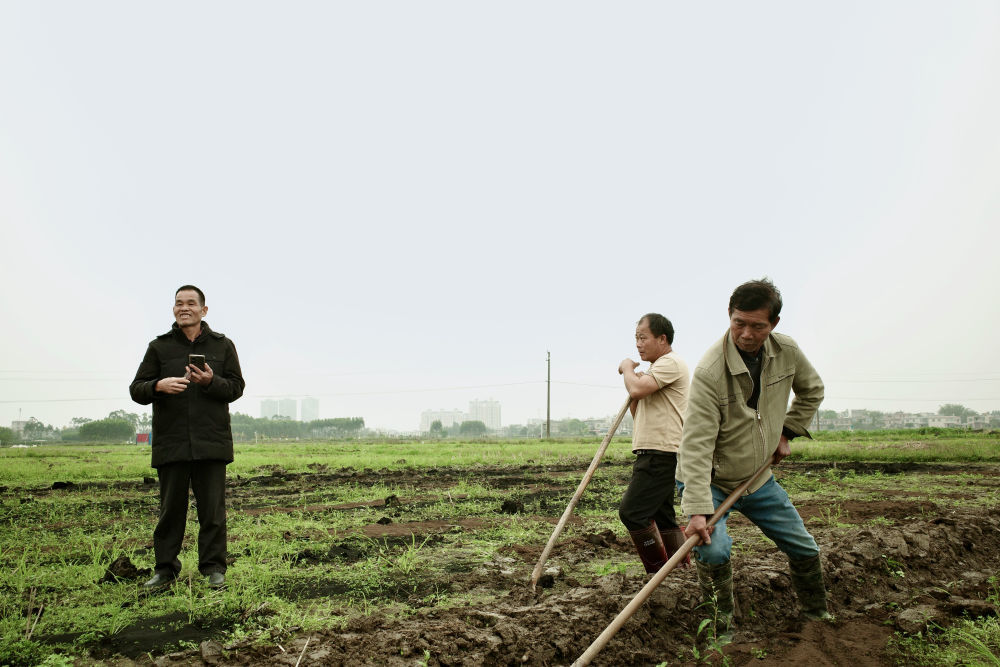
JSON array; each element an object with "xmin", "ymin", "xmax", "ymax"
[
  {"xmin": 756, "ymin": 410, "xmax": 765, "ymax": 463},
  {"xmin": 755, "ymin": 353, "xmax": 768, "ymax": 480},
  {"xmin": 737, "ymin": 344, "xmax": 769, "ymax": 494}
]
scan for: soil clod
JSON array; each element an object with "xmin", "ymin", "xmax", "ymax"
[
  {"xmin": 98, "ymin": 556, "xmax": 151, "ymax": 584},
  {"xmin": 500, "ymin": 499, "xmax": 525, "ymax": 514}
]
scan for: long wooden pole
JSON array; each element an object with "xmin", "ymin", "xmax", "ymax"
[
  {"xmin": 530, "ymin": 396, "xmax": 632, "ymax": 590},
  {"xmin": 571, "ymin": 460, "xmax": 773, "ymax": 666}
]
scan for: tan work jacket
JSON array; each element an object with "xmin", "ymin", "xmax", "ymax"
[{"xmin": 678, "ymin": 330, "xmax": 823, "ymax": 517}]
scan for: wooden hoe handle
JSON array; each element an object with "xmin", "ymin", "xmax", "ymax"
[
  {"xmin": 529, "ymin": 397, "xmax": 632, "ymax": 590},
  {"xmin": 571, "ymin": 460, "xmax": 773, "ymax": 666}
]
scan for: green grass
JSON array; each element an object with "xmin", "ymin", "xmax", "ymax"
[
  {"xmin": 4, "ymin": 430, "xmax": 997, "ymax": 487},
  {"xmin": 1, "ymin": 432, "xmax": 998, "ymax": 664},
  {"xmin": 889, "ymin": 617, "xmax": 1000, "ymax": 666},
  {"xmin": 798, "ymin": 429, "xmax": 1000, "ymax": 462},
  {"xmin": 0, "ymin": 438, "xmax": 639, "ymax": 487},
  {"xmin": 2, "ymin": 439, "xmax": 626, "ymax": 664}
]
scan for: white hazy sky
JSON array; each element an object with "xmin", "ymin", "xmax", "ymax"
[{"xmin": 2, "ymin": 2, "xmax": 998, "ymax": 432}]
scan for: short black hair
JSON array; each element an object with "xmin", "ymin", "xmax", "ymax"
[
  {"xmin": 728, "ymin": 278, "xmax": 782, "ymax": 323},
  {"xmin": 639, "ymin": 313, "xmax": 674, "ymax": 344},
  {"xmin": 175, "ymin": 284, "xmax": 206, "ymax": 306}
]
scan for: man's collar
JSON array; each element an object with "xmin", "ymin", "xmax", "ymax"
[
  {"xmin": 737, "ymin": 346, "xmax": 763, "ymax": 364},
  {"xmin": 724, "ymin": 331, "xmax": 775, "ymax": 375},
  {"xmin": 171, "ymin": 320, "xmax": 210, "ymax": 341}
]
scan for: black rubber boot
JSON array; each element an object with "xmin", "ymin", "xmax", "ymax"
[
  {"xmin": 696, "ymin": 559, "xmax": 735, "ymax": 640},
  {"xmin": 659, "ymin": 526, "xmax": 691, "ymax": 568},
  {"xmin": 789, "ymin": 554, "xmax": 832, "ymax": 621},
  {"xmin": 628, "ymin": 522, "xmax": 669, "ymax": 574}
]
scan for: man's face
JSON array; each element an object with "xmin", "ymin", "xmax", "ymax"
[
  {"xmin": 729, "ymin": 307, "xmax": 777, "ymax": 354},
  {"xmin": 173, "ymin": 290, "xmax": 207, "ymax": 329},
  {"xmin": 635, "ymin": 319, "xmax": 669, "ymax": 362}
]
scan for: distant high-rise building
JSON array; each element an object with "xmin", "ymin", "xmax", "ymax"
[
  {"xmin": 420, "ymin": 409, "xmax": 465, "ymax": 432},
  {"xmin": 278, "ymin": 398, "xmax": 297, "ymax": 421},
  {"xmin": 261, "ymin": 399, "xmax": 279, "ymax": 419},
  {"xmin": 468, "ymin": 398, "xmax": 501, "ymax": 430},
  {"xmin": 301, "ymin": 397, "xmax": 319, "ymax": 422}
]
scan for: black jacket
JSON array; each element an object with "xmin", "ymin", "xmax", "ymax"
[{"xmin": 130, "ymin": 321, "xmax": 245, "ymax": 467}]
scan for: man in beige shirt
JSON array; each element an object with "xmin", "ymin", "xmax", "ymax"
[{"xmin": 618, "ymin": 313, "xmax": 690, "ymax": 573}]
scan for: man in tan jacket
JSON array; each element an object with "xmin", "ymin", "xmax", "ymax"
[{"xmin": 679, "ymin": 278, "xmax": 830, "ymax": 633}]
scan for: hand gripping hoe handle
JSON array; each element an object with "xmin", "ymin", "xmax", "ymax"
[
  {"xmin": 571, "ymin": 460, "xmax": 773, "ymax": 667},
  {"xmin": 529, "ymin": 397, "xmax": 632, "ymax": 590}
]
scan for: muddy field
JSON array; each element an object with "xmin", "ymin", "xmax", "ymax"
[{"xmin": 8, "ymin": 458, "xmax": 1000, "ymax": 666}]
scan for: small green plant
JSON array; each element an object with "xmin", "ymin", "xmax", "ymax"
[
  {"xmin": 594, "ymin": 561, "xmax": 629, "ymax": 577},
  {"xmin": 184, "ymin": 574, "xmax": 197, "ymax": 624},
  {"xmin": 881, "ymin": 555, "xmax": 905, "ymax": 578},
  {"xmin": 808, "ymin": 504, "xmax": 850, "ymax": 528},
  {"xmin": 693, "ymin": 594, "xmax": 733, "ymax": 665},
  {"xmin": 393, "ymin": 535, "xmax": 430, "ymax": 576}
]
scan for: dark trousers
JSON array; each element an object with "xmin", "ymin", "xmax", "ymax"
[
  {"xmin": 154, "ymin": 460, "xmax": 228, "ymax": 576},
  {"xmin": 619, "ymin": 450, "xmax": 679, "ymax": 532}
]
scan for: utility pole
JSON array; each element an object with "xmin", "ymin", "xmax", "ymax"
[{"xmin": 546, "ymin": 351, "xmax": 551, "ymax": 439}]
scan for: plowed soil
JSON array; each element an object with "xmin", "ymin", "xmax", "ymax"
[{"xmin": 90, "ymin": 461, "xmax": 1000, "ymax": 665}]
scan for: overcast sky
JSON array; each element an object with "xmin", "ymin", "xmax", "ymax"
[{"xmin": 1, "ymin": 2, "xmax": 998, "ymax": 432}]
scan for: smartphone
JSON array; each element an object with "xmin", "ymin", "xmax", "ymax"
[{"xmin": 188, "ymin": 354, "xmax": 206, "ymax": 371}]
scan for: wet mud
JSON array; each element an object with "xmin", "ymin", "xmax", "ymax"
[
  {"xmin": 225, "ymin": 505, "xmax": 998, "ymax": 666},
  {"xmin": 26, "ymin": 461, "xmax": 1000, "ymax": 665}
]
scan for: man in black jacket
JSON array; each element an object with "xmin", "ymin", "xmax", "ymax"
[{"xmin": 130, "ymin": 285, "xmax": 245, "ymax": 590}]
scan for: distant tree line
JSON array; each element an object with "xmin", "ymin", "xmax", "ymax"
[
  {"xmin": 4, "ymin": 403, "xmax": 996, "ymax": 446},
  {"xmin": 2, "ymin": 410, "xmax": 364, "ymax": 444},
  {"xmin": 425, "ymin": 420, "xmax": 490, "ymax": 438},
  {"xmin": 424, "ymin": 417, "xmax": 601, "ymax": 439},
  {"xmin": 816, "ymin": 404, "xmax": 999, "ymax": 431},
  {"xmin": 8, "ymin": 410, "xmax": 149, "ymax": 443},
  {"xmin": 230, "ymin": 413, "xmax": 365, "ymax": 441},
  {"xmin": 57, "ymin": 410, "xmax": 146, "ymax": 442}
]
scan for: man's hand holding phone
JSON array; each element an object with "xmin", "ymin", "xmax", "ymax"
[{"xmin": 187, "ymin": 354, "xmax": 213, "ymax": 387}]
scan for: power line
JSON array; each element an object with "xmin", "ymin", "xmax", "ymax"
[
  {"xmin": 0, "ymin": 397, "xmax": 124, "ymax": 404},
  {"xmin": 553, "ymin": 381, "xmax": 621, "ymax": 390},
  {"xmin": 5, "ymin": 372, "xmax": 1000, "ymax": 385},
  {"xmin": 0, "ymin": 381, "xmax": 547, "ymax": 404},
  {"xmin": 825, "ymin": 378, "xmax": 1000, "ymax": 383},
  {"xmin": 826, "ymin": 396, "xmax": 1000, "ymax": 402}
]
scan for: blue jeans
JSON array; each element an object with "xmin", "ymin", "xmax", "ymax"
[{"xmin": 680, "ymin": 476, "xmax": 819, "ymax": 565}]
